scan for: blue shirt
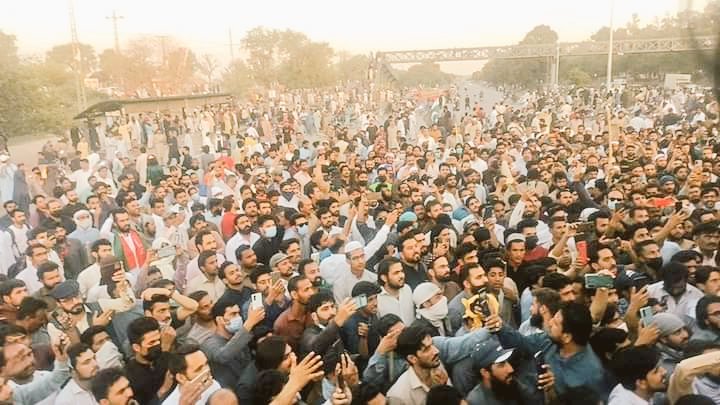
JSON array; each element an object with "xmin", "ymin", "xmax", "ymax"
[{"xmin": 497, "ymin": 326, "xmax": 606, "ymax": 397}]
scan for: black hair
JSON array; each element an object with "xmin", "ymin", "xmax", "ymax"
[
  {"xmin": 255, "ymin": 335, "xmax": 288, "ymax": 371},
  {"xmin": 211, "ymin": 299, "xmax": 239, "ymax": 319},
  {"xmin": 127, "ymin": 317, "xmax": 159, "ymax": 346},
  {"xmin": 661, "ymin": 262, "xmax": 689, "ymax": 284},
  {"xmin": 91, "ymin": 367, "xmax": 127, "ymax": 401},
  {"xmin": 16, "ymin": 296, "xmax": 48, "ymax": 320},
  {"xmin": 377, "ymin": 257, "xmax": 402, "ymax": 286},
  {"xmin": 396, "ymin": 324, "xmax": 433, "ymax": 359},
  {"xmin": 80, "ymin": 325, "xmax": 108, "ymax": 347},
  {"xmin": 695, "ymin": 265, "xmax": 720, "ymax": 285},
  {"xmin": 611, "ymin": 346, "xmax": 660, "ymax": 391},
  {"xmin": 376, "ymin": 313, "xmax": 403, "ymax": 336},
  {"xmin": 559, "ymin": 302, "xmax": 594, "ymax": 346},
  {"xmin": 675, "ymin": 395, "xmax": 716, "ymax": 405},
  {"xmin": 307, "ymin": 290, "xmax": 335, "ymax": 313},
  {"xmin": 167, "ymin": 344, "xmax": 202, "ymax": 375},
  {"xmin": 67, "ymin": 342, "xmax": 92, "ymax": 369},
  {"xmin": 36, "ymin": 261, "xmax": 59, "ymax": 282},
  {"xmin": 91, "ymin": 238, "xmax": 112, "ymax": 253},
  {"xmin": 252, "ymin": 369, "xmax": 287, "ymax": 404},
  {"xmin": 0, "ymin": 279, "xmax": 26, "ymax": 298},
  {"xmin": 589, "ymin": 327, "xmax": 628, "ymax": 365},
  {"xmin": 194, "ymin": 229, "xmax": 213, "ymax": 248},
  {"xmin": 696, "ymin": 295, "xmax": 720, "ymax": 329},
  {"xmin": 351, "ymin": 383, "xmax": 384, "ymax": 405},
  {"xmin": 198, "ymin": 250, "xmax": 216, "ymax": 269},
  {"xmin": 426, "ymin": 385, "xmax": 464, "ymax": 405},
  {"xmin": 249, "ymin": 265, "xmax": 271, "ymax": 284},
  {"xmin": 459, "ymin": 262, "xmax": 483, "ymax": 284},
  {"xmin": 542, "ymin": 272, "xmax": 572, "ymax": 292},
  {"xmin": 0, "ymin": 324, "xmax": 27, "ymax": 345},
  {"xmin": 287, "ymin": 275, "xmax": 308, "ymax": 293}
]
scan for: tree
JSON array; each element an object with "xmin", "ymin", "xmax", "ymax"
[
  {"xmin": 565, "ymin": 67, "xmax": 592, "ymax": 86},
  {"xmin": 198, "ymin": 54, "xmax": 219, "ymax": 89},
  {"xmin": 335, "ymin": 53, "xmax": 370, "ymax": 82},
  {"xmin": 45, "ymin": 43, "xmax": 97, "ymax": 74},
  {"xmin": 0, "ymin": 31, "xmax": 18, "ymax": 68},
  {"xmin": 242, "ymin": 27, "xmax": 280, "ymax": 86},
  {"xmin": 397, "ymin": 62, "xmax": 454, "ymax": 86},
  {"xmin": 222, "ymin": 60, "xmax": 253, "ymax": 95}
]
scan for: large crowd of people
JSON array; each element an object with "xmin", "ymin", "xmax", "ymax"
[{"xmin": 0, "ymin": 81, "xmax": 719, "ymax": 405}]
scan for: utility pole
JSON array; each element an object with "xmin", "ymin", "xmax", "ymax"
[
  {"xmin": 228, "ymin": 28, "xmax": 235, "ymax": 61},
  {"xmin": 606, "ymin": 0, "xmax": 615, "ymax": 89},
  {"xmin": 68, "ymin": 0, "xmax": 86, "ymax": 111},
  {"xmin": 158, "ymin": 35, "xmax": 169, "ymax": 67},
  {"xmin": 106, "ymin": 10, "xmax": 124, "ymax": 54}
]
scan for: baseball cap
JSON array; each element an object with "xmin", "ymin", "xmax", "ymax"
[
  {"xmin": 412, "ymin": 282, "xmax": 441, "ymax": 308},
  {"xmin": 399, "ymin": 212, "xmax": 418, "ymax": 223},
  {"xmin": 472, "ymin": 340, "xmax": 515, "ymax": 369},
  {"xmin": 652, "ymin": 312, "xmax": 685, "ymax": 337},
  {"xmin": 50, "ymin": 280, "xmax": 81, "ymax": 300},
  {"xmin": 269, "ymin": 253, "xmax": 289, "ymax": 269}
]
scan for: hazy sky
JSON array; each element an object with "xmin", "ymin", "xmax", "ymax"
[{"xmin": 1, "ymin": 0, "xmax": 708, "ymax": 73}]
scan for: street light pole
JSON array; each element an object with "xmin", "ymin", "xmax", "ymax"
[{"xmin": 606, "ymin": 0, "xmax": 615, "ymax": 89}]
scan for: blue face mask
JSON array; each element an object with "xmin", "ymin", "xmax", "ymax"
[
  {"xmin": 297, "ymin": 224, "xmax": 308, "ymax": 236},
  {"xmin": 226, "ymin": 316, "xmax": 244, "ymax": 334},
  {"xmin": 264, "ymin": 226, "xmax": 277, "ymax": 238}
]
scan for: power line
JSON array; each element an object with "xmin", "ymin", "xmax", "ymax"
[{"xmin": 106, "ymin": 10, "xmax": 124, "ymax": 54}]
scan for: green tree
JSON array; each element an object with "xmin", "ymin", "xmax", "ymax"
[
  {"xmin": 397, "ymin": 62, "xmax": 453, "ymax": 86},
  {"xmin": 335, "ymin": 53, "xmax": 370, "ymax": 82},
  {"xmin": 45, "ymin": 43, "xmax": 97, "ymax": 74},
  {"xmin": 222, "ymin": 60, "xmax": 253, "ymax": 95},
  {"xmin": 0, "ymin": 31, "xmax": 18, "ymax": 68},
  {"xmin": 242, "ymin": 27, "xmax": 280, "ymax": 86}
]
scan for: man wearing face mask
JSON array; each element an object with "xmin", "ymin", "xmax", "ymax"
[
  {"xmin": 252, "ymin": 215, "xmax": 283, "ymax": 267},
  {"xmin": 517, "ymin": 219, "xmax": 548, "ymax": 262},
  {"xmin": 69, "ymin": 209, "xmax": 101, "ymax": 249},
  {"xmin": 201, "ymin": 301, "xmax": 265, "ymax": 387},
  {"xmin": 278, "ymin": 181, "xmax": 299, "ymax": 210},
  {"xmin": 126, "ymin": 317, "xmax": 175, "ymax": 405},
  {"xmin": 80, "ymin": 326, "xmax": 125, "ymax": 369},
  {"xmin": 413, "ymin": 283, "xmax": 451, "ymax": 336},
  {"xmin": 647, "ymin": 262, "xmax": 703, "ymax": 319}
]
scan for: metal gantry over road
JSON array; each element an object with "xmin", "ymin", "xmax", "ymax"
[{"xmin": 373, "ymin": 36, "xmax": 717, "ymax": 85}]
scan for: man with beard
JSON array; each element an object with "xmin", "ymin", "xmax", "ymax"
[
  {"xmin": 466, "ymin": 341, "xmax": 523, "ymax": 405},
  {"xmin": 298, "ymin": 259, "xmax": 325, "ymax": 289},
  {"xmin": 300, "ymin": 289, "xmax": 357, "ymax": 357},
  {"xmin": 46, "ymin": 280, "xmax": 116, "ymax": 343},
  {"xmin": 631, "ymin": 240, "xmax": 664, "ymax": 281},
  {"xmin": 243, "ymin": 266, "xmax": 287, "ymax": 328},
  {"xmin": 273, "ymin": 275, "xmax": 316, "ymax": 349},
  {"xmin": 341, "ymin": 281, "xmax": 382, "ymax": 357},
  {"xmin": 185, "ymin": 291, "xmax": 215, "ymax": 346},
  {"xmin": 377, "ymin": 257, "xmax": 415, "ymax": 325},
  {"xmin": 215, "ymin": 260, "xmax": 254, "ymax": 312},
  {"xmin": 126, "ymin": 317, "xmax": 175, "ymax": 405},
  {"xmin": 399, "ymin": 231, "xmax": 428, "ymax": 290},
  {"xmin": 428, "ymin": 255, "xmax": 461, "ymax": 301},
  {"xmin": 647, "ymin": 262, "xmax": 703, "ymax": 319},
  {"xmin": 61, "ymin": 190, "xmax": 86, "ymax": 218},
  {"xmin": 51, "ymin": 225, "xmax": 88, "ymax": 280},
  {"xmin": 387, "ymin": 324, "xmax": 448, "ymax": 405},
  {"xmin": 692, "ymin": 295, "xmax": 720, "ymax": 345},
  {"xmin": 693, "ymin": 221, "xmax": 720, "ymax": 266},
  {"xmin": 142, "ymin": 285, "xmax": 198, "ymax": 333},
  {"xmin": 652, "ymin": 312, "xmax": 690, "ymax": 374},
  {"xmin": 186, "ymin": 251, "xmax": 226, "ymax": 302},
  {"xmin": 163, "ymin": 345, "xmax": 222, "ymax": 405},
  {"xmin": 33, "ymin": 261, "xmax": 63, "ymax": 311},
  {"xmin": 110, "ymin": 209, "xmax": 148, "ymax": 275},
  {"xmin": 608, "ymin": 346, "xmax": 668, "ymax": 405},
  {"xmin": 518, "ymin": 288, "xmax": 561, "ymax": 336},
  {"xmin": 42, "ymin": 198, "xmax": 76, "ymax": 234},
  {"xmin": 488, "ymin": 302, "xmax": 604, "ymax": 397},
  {"xmin": 448, "ymin": 263, "xmax": 494, "ymax": 335},
  {"xmin": 55, "ymin": 343, "xmax": 99, "ymax": 405},
  {"xmin": 0, "ymin": 336, "xmax": 72, "ymax": 405},
  {"xmin": 185, "ymin": 230, "xmax": 225, "ymax": 287}
]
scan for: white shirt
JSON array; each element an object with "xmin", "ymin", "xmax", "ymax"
[
  {"xmin": 607, "ymin": 383, "xmax": 651, "ymax": 405},
  {"xmin": 377, "ymin": 285, "xmax": 415, "ymax": 325},
  {"xmin": 186, "ymin": 253, "xmax": 225, "ymax": 284},
  {"xmin": 332, "ymin": 268, "xmax": 378, "ymax": 303},
  {"xmin": 647, "ymin": 281, "xmax": 704, "ymax": 319},
  {"xmin": 225, "ymin": 232, "xmax": 260, "ymax": 264},
  {"xmin": 55, "ymin": 378, "xmax": 97, "ymax": 405},
  {"xmin": 319, "ymin": 254, "xmax": 349, "ymax": 287},
  {"xmin": 16, "ymin": 263, "xmax": 42, "ymax": 294},
  {"xmin": 162, "ymin": 380, "xmax": 221, "ymax": 405},
  {"xmin": 9, "ymin": 370, "xmax": 57, "ymax": 405}
]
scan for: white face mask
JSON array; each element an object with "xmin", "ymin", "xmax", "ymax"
[
  {"xmin": 76, "ymin": 217, "xmax": 93, "ymax": 230},
  {"xmin": 96, "ymin": 340, "xmax": 123, "ymax": 369},
  {"xmin": 418, "ymin": 296, "xmax": 448, "ymax": 327}
]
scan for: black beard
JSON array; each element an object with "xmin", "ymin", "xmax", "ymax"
[
  {"xmin": 530, "ymin": 313, "xmax": 544, "ymax": 328},
  {"xmin": 489, "ymin": 375, "xmax": 520, "ymax": 401}
]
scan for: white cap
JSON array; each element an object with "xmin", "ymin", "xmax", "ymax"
[
  {"xmin": 505, "ymin": 233, "xmax": 526, "ymax": 244},
  {"xmin": 412, "ymin": 282, "xmax": 441, "ymax": 307},
  {"xmin": 344, "ymin": 241, "xmax": 363, "ymax": 254}
]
